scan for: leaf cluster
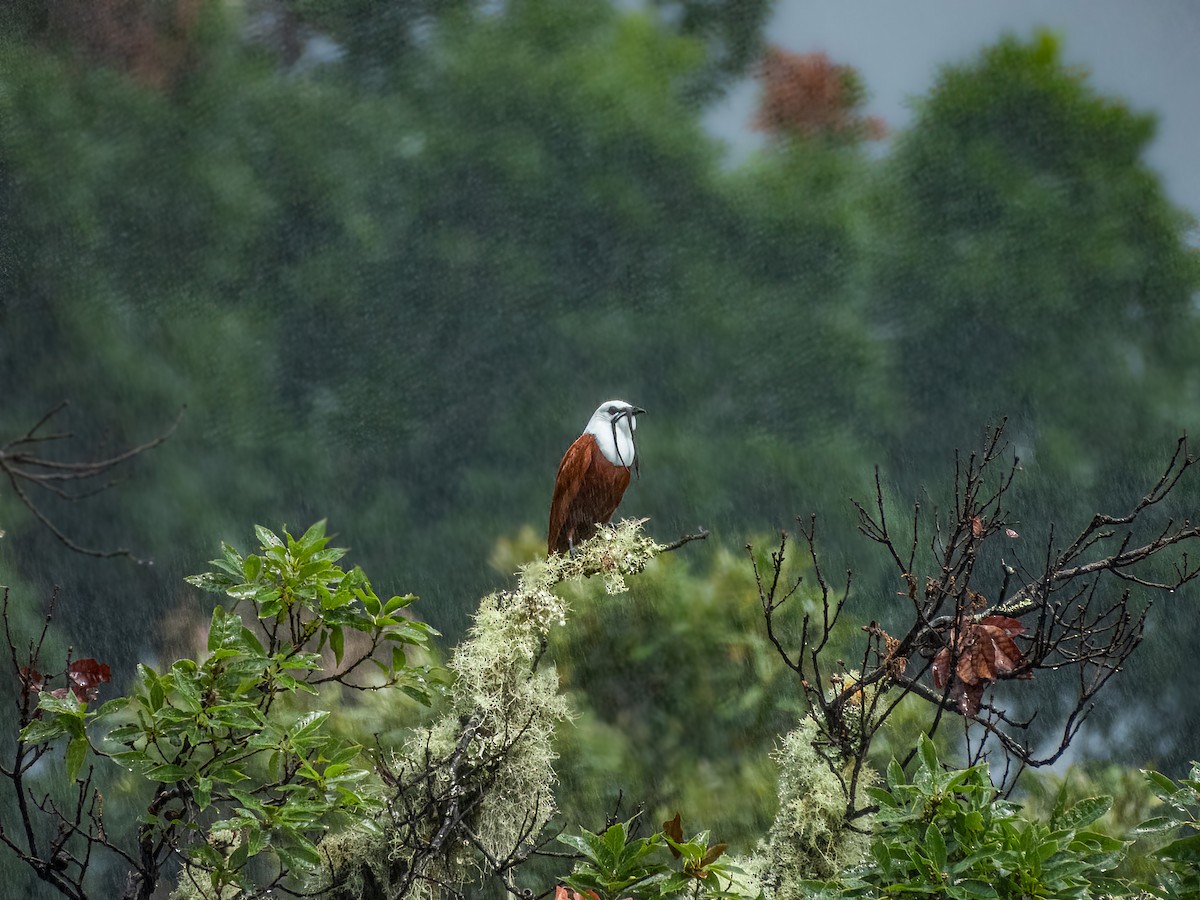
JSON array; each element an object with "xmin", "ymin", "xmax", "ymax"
[
  {"xmin": 185, "ymin": 520, "xmax": 437, "ymax": 699},
  {"xmin": 1133, "ymin": 763, "xmax": 1200, "ymax": 896},
  {"xmin": 804, "ymin": 735, "xmax": 1126, "ymax": 899},
  {"xmin": 558, "ymin": 814, "xmax": 754, "ymax": 900},
  {"xmin": 15, "ymin": 522, "xmax": 440, "ymax": 896}
]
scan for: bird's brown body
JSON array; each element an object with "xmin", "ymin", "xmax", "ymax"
[
  {"xmin": 547, "ymin": 432, "xmax": 632, "ymax": 555},
  {"xmin": 547, "ymin": 400, "xmax": 644, "ymax": 556}
]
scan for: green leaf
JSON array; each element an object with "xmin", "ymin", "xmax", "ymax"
[
  {"xmin": 242, "ymin": 554, "xmax": 263, "ymax": 582},
  {"xmin": 65, "ymin": 735, "xmax": 89, "ymax": 781},
  {"xmin": 147, "ymin": 677, "xmax": 165, "ymax": 711},
  {"xmin": 228, "ymin": 839, "xmax": 250, "ymax": 870},
  {"xmin": 194, "ymin": 777, "xmax": 213, "ymax": 810},
  {"xmin": 323, "ymin": 585, "xmax": 354, "ymax": 611},
  {"xmin": 949, "ymin": 881, "xmax": 1000, "ymax": 899},
  {"xmin": 186, "ymin": 572, "xmax": 237, "ymax": 594},
  {"xmin": 390, "ymin": 645, "xmax": 408, "ymax": 673},
  {"xmin": 330, "ymin": 625, "xmax": 344, "ymax": 665},
  {"xmin": 105, "ymin": 723, "xmax": 144, "ymax": 744},
  {"xmin": 255, "ymin": 525, "xmax": 284, "ymax": 550},
  {"xmin": 276, "ymin": 834, "xmax": 322, "ymax": 870},
  {"xmin": 918, "ymin": 734, "xmax": 939, "ymax": 774},
  {"xmin": 602, "ymin": 820, "xmax": 628, "ymax": 860},
  {"xmin": 38, "ymin": 692, "xmax": 87, "ymax": 719},
  {"xmin": 400, "ymin": 683, "xmax": 433, "ymax": 705},
  {"xmin": 228, "ymin": 788, "xmax": 267, "ymax": 814},
  {"xmin": 91, "ymin": 697, "xmax": 129, "ymax": 718},
  {"xmin": 557, "ymin": 831, "xmax": 601, "ymax": 861},
  {"xmin": 208, "ymin": 605, "xmax": 240, "ymax": 652},
  {"xmin": 21, "ymin": 717, "xmax": 69, "ymax": 746},
  {"xmin": 290, "ymin": 711, "xmax": 330, "ymax": 747},
  {"xmin": 1056, "ymin": 795, "xmax": 1112, "ymax": 831},
  {"xmin": 221, "ymin": 540, "xmax": 243, "ymax": 572},
  {"xmin": 170, "ymin": 671, "xmax": 203, "ymax": 714},
  {"xmin": 145, "ymin": 763, "xmax": 192, "ymax": 783},
  {"xmin": 1133, "ymin": 815, "xmax": 1180, "ymax": 836},
  {"xmin": 1144, "ymin": 769, "xmax": 1180, "ymax": 797},
  {"xmin": 297, "ymin": 519, "xmax": 328, "ymax": 549},
  {"xmin": 925, "ymin": 822, "xmax": 947, "ymax": 870},
  {"xmin": 383, "ymin": 593, "xmax": 416, "ymax": 614},
  {"xmin": 1160, "ymin": 833, "xmax": 1200, "ymax": 865},
  {"xmin": 239, "ymin": 626, "xmax": 265, "ymax": 655}
]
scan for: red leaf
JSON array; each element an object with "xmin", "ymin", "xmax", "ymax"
[
  {"xmin": 932, "ymin": 617, "xmax": 1032, "ymax": 718},
  {"xmin": 19, "ymin": 666, "xmax": 45, "ymax": 695},
  {"xmin": 663, "ymin": 812, "xmax": 683, "ymax": 857},
  {"xmin": 932, "ymin": 648, "xmax": 950, "ymax": 689},
  {"xmin": 955, "ymin": 682, "xmax": 986, "ymax": 718},
  {"xmin": 979, "ymin": 616, "xmax": 1024, "ymax": 635},
  {"xmin": 66, "ymin": 658, "xmax": 112, "ymax": 702},
  {"xmin": 701, "ymin": 842, "xmax": 728, "ymax": 866},
  {"xmin": 754, "ymin": 47, "xmax": 887, "ymax": 141}
]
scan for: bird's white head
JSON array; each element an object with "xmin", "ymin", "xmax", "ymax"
[{"xmin": 585, "ymin": 399, "xmax": 645, "ymax": 469}]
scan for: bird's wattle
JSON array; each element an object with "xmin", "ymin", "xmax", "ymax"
[{"xmin": 587, "ymin": 414, "xmax": 636, "ymax": 469}]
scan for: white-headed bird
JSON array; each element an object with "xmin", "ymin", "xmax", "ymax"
[{"xmin": 547, "ymin": 399, "xmax": 645, "ymax": 556}]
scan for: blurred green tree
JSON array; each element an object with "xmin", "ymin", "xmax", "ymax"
[
  {"xmin": 5, "ymin": 8, "xmax": 1200, "ymax": 884},
  {"xmin": 1, "ymin": 0, "xmax": 881, "ymax": 655},
  {"xmin": 865, "ymin": 31, "xmax": 1200, "ymax": 771},
  {"xmin": 871, "ymin": 31, "xmax": 1200, "ymax": 479}
]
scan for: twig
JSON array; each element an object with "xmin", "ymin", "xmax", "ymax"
[
  {"xmin": 0, "ymin": 404, "xmax": 182, "ymax": 561},
  {"xmin": 659, "ymin": 528, "xmax": 710, "ymax": 553}
]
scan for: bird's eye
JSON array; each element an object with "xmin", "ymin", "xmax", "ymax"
[{"xmin": 607, "ymin": 405, "xmax": 618, "ymax": 414}]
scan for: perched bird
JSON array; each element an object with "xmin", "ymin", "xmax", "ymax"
[{"xmin": 548, "ymin": 399, "xmax": 646, "ymax": 556}]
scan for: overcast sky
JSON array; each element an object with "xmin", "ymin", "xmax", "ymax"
[{"xmin": 706, "ymin": 0, "xmax": 1200, "ymax": 222}]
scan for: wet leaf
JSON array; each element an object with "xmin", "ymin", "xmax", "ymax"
[
  {"xmin": 663, "ymin": 811, "xmax": 683, "ymax": 850},
  {"xmin": 932, "ymin": 616, "xmax": 1031, "ymax": 716}
]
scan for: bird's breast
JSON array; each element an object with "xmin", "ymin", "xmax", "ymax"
[{"xmin": 589, "ymin": 422, "xmax": 636, "ymax": 469}]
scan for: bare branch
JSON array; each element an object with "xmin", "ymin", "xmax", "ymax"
[
  {"xmin": 754, "ymin": 423, "xmax": 1200, "ymax": 808},
  {"xmin": 0, "ymin": 404, "xmax": 182, "ymax": 561},
  {"xmin": 658, "ymin": 527, "xmax": 710, "ymax": 553}
]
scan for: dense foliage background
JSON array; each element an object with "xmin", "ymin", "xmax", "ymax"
[{"xmin": 2, "ymin": 0, "xmax": 1198, "ymax": 894}]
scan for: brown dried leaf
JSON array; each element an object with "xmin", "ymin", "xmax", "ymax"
[
  {"xmin": 19, "ymin": 666, "xmax": 45, "ymax": 696},
  {"xmin": 932, "ymin": 647, "xmax": 950, "ymax": 689},
  {"xmin": 555, "ymin": 889, "xmax": 602, "ymax": 900},
  {"xmin": 663, "ymin": 812, "xmax": 683, "ymax": 857},
  {"xmin": 980, "ymin": 615, "xmax": 1025, "ymax": 635},
  {"xmin": 955, "ymin": 682, "xmax": 986, "ymax": 718},
  {"xmin": 701, "ymin": 842, "xmax": 728, "ymax": 867},
  {"xmin": 67, "ymin": 658, "xmax": 113, "ymax": 702},
  {"xmin": 932, "ymin": 616, "xmax": 1031, "ymax": 717}
]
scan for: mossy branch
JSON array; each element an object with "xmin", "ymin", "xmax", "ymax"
[{"xmin": 315, "ymin": 519, "xmax": 678, "ymax": 898}]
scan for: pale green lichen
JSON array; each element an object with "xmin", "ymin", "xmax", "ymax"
[
  {"xmin": 521, "ymin": 517, "xmax": 662, "ymax": 599},
  {"xmin": 310, "ymin": 822, "xmax": 397, "ymax": 900},
  {"xmin": 372, "ymin": 520, "xmax": 663, "ymax": 894},
  {"xmin": 168, "ymin": 831, "xmax": 244, "ymax": 900},
  {"xmin": 756, "ymin": 717, "xmax": 875, "ymax": 895}
]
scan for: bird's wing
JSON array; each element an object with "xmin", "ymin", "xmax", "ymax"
[{"xmin": 547, "ymin": 433, "xmax": 598, "ymax": 555}]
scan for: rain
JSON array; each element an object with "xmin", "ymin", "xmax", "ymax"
[{"xmin": 2, "ymin": 1, "xmax": 1198, "ymax": 897}]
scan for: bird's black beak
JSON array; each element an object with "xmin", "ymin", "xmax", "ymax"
[{"xmin": 632, "ymin": 407, "xmax": 646, "ymax": 416}]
